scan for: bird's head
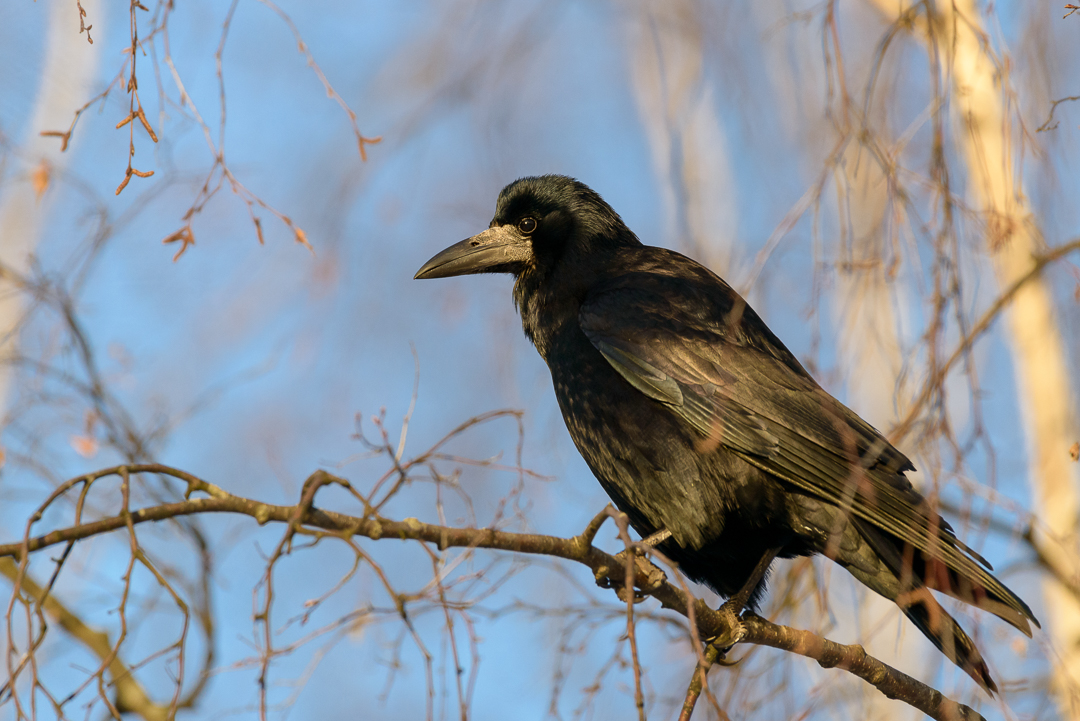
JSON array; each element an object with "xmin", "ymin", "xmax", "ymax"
[{"xmin": 414, "ymin": 175, "xmax": 637, "ymax": 281}]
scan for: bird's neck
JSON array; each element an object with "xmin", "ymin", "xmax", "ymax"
[
  {"xmin": 512, "ymin": 238, "xmax": 639, "ymax": 358},
  {"xmin": 513, "ymin": 265, "xmax": 589, "ymax": 360}
]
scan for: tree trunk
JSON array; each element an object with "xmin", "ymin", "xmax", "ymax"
[
  {"xmin": 0, "ymin": 0, "xmax": 103, "ymax": 414},
  {"xmin": 833, "ymin": 142, "xmax": 925, "ymax": 719},
  {"xmin": 625, "ymin": 0, "xmax": 738, "ymax": 277},
  {"xmin": 865, "ymin": 0, "xmax": 1080, "ymax": 714}
]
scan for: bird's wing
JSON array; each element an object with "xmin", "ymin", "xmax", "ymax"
[{"xmin": 580, "ymin": 281, "xmax": 1036, "ymax": 633}]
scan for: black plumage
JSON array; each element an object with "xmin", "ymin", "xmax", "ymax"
[{"xmin": 415, "ymin": 174, "xmax": 1037, "ymax": 693}]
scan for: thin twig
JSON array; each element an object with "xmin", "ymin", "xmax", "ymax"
[{"xmin": 0, "ymin": 464, "xmax": 987, "ymax": 721}]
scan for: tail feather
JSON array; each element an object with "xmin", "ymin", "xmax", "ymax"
[
  {"xmin": 856, "ymin": 518, "xmax": 1035, "ymax": 637},
  {"xmin": 898, "ymin": 587, "xmax": 997, "ymax": 694},
  {"xmin": 836, "ymin": 519, "xmax": 1007, "ymax": 693}
]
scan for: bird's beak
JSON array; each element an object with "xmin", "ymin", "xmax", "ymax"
[{"xmin": 414, "ymin": 225, "xmax": 531, "ymax": 279}]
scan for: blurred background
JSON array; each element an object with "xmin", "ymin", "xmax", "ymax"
[{"xmin": 1, "ymin": 0, "xmax": 1079, "ymax": 719}]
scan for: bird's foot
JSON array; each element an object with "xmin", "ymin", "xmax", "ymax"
[
  {"xmin": 596, "ymin": 551, "xmax": 667, "ymax": 604},
  {"xmin": 705, "ymin": 600, "xmax": 749, "ymax": 654}
]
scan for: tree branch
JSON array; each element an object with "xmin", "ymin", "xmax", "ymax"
[
  {"xmin": 890, "ymin": 236, "xmax": 1080, "ymax": 443},
  {"xmin": 0, "ymin": 557, "xmax": 179, "ymax": 721},
  {"xmin": 0, "ymin": 463, "xmax": 986, "ymax": 721}
]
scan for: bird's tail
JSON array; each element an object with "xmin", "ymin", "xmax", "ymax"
[
  {"xmin": 896, "ymin": 588, "xmax": 997, "ymax": 694},
  {"xmin": 837, "ymin": 519, "xmax": 999, "ymax": 694}
]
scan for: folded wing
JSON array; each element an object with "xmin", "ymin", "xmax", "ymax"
[{"xmin": 580, "ymin": 275, "xmax": 1036, "ymax": 636}]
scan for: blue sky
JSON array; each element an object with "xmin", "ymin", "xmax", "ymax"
[{"xmin": 1, "ymin": 0, "xmax": 1078, "ymax": 719}]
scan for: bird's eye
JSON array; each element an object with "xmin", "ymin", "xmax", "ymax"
[{"xmin": 518, "ymin": 217, "xmax": 537, "ymax": 234}]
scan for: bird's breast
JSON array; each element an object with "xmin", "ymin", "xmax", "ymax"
[{"xmin": 541, "ymin": 324, "xmax": 734, "ymax": 546}]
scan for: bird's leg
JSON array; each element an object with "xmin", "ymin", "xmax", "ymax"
[{"xmin": 709, "ymin": 546, "xmax": 782, "ymax": 652}]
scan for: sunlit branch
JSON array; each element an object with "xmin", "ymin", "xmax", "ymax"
[{"xmin": 0, "ymin": 464, "xmax": 986, "ymax": 721}]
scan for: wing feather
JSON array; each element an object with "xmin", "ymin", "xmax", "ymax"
[{"xmin": 580, "ymin": 283, "xmax": 1036, "ymax": 633}]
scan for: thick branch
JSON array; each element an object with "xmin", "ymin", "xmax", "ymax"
[{"xmin": 0, "ymin": 464, "xmax": 985, "ymax": 721}]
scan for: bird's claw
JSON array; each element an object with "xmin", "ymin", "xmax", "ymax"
[{"xmin": 706, "ymin": 601, "xmax": 748, "ymax": 654}]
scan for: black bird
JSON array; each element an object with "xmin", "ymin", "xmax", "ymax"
[{"xmin": 415, "ymin": 175, "xmax": 1037, "ymax": 693}]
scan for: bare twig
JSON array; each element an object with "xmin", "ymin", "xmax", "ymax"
[
  {"xmin": 1036, "ymin": 95, "xmax": 1080, "ymax": 132},
  {"xmin": 677, "ymin": 643, "xmax": 722, "ymax": 721},
  {"xmin": 0, "ymin": 463, "xmax": 986, "ymax": 721},
  {"xmin": 890, "ymin": 237, "xmax": 1080, "ymax": 443},
  {"xmin": 611, "ymin": 511, "xmax": 647, "ymax": 721}
]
